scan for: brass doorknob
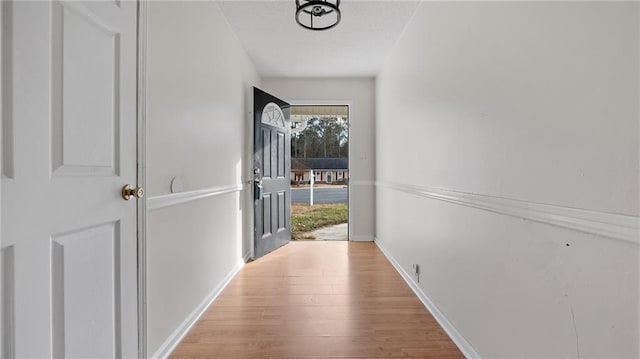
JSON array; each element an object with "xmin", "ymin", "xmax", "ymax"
[{"xmin": 122, "ymin": 185, "xmax": 144, "ymax": 200}]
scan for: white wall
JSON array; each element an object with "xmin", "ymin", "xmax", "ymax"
[
  {"xmin": 376, "ymin": 2, "xmax": 639, "ymax": 357},
  {"xmin": 262, "ymin": 78, "xmax": 376, "ymax": 241},
  {"xmin": 145, "ymin": 1, "xmax": 259, "ymax": 356}
]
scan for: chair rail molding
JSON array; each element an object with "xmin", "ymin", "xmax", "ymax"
[
  {"xmin": 147, "ymin": 184, "xmax": 245, "ymax": 211},
  {"xmin": 376, "ymin": 181, "xmax": 639, "ymax": 245}
]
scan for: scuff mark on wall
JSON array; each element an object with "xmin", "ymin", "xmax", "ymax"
[{"xmin": 568, "ymin": 296, "xmax": 581, "ymax": 358}]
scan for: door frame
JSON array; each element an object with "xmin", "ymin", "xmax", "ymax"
[
  {"xmin": 287, "ymin": 100, "xmax": 352, "ymax": 241},
  {"xmin": 0, "ymin": 1, "xmax": 5, "ymax": 356},
  {"xmin": 136, "ymin": 1, "xmax": 148, "ymax": 358}
]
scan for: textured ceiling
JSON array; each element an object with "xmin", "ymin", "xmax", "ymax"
[{"xmin": 217, "ymin": 1, "xmax": 420, "ymax": 77}]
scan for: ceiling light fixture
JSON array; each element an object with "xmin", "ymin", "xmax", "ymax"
[{"xmin": 295, "ymin": 0, "xmax": 341, "ymax": 31}]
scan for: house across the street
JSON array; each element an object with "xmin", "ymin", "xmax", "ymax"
[{"xmin": 291, "ymin": 157, "xmax": 348, "ymax": 184}]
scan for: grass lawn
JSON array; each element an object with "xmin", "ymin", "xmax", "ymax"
[{"xmin": 291, "ymin": 203, "xmax": 348, "ymax": 240}]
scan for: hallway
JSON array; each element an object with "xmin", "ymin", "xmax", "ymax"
[{"xmin": 170, "ymin": 242, "xmax": 463, "ymax": 358}]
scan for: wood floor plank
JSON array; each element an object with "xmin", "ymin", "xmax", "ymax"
[{"xmin": 170, "ymin": 242, "xmax": 463, "ymax": 359}]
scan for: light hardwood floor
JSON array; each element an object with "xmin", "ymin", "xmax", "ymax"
[{"xmin": 170, "ymin": 241, "xmax": 463, "ymax": 358}]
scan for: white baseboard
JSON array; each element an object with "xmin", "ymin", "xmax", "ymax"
[
  {"xmin": 349, "ymin": 234, "xmax": 374, "ymax": 242},
  {"xmin": 374, "ymin": 237, "xmax": 481, "ymax": 359},
  {"xmin": 150, "ymin": 260, "xmax": 245, "ymax": 359},
  {"xmin": 243, "ymin": 250, "xmax": 252, "ymax": 263}
]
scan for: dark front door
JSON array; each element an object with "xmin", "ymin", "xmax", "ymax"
[{"xmin": 253, "ymin": 87, "xmax": 291, "ymax": 258}]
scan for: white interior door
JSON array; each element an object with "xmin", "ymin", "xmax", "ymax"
[{"xmin": 1, "ymin": 1, "xmax": 139, "ymax": 357}]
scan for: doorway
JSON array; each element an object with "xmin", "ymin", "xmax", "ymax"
[{"xmin": 289, "ymin": 105, "xmax": 349, "ymax": 241}]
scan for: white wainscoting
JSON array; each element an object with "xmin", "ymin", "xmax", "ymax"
[
  {"xmin": 377, "ymin": 181, "xmax": 639, "ymax": 245},
  {"xmin": 147, "ymin": 184, "xmax": 245, "ymax": 211},
  {"xmin": 151, "ymin": 260, "xmax": 244, "ymax": 359}
]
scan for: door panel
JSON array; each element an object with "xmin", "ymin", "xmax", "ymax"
[
  {"xmin": 52, "ymin": 0, "xmax": 120, "ymax": 177},
  {"xmin": 263, "ymin": 194, "xmax": 272, "ymax": 237},
  {"xmin": 277, "ymin": 133, "xmax": 285, "ymax": 177},
  {"xmin": 262, "ymin": 129, "xmax": 271, "ymax": 178},
  {"xmin": 253, "ymin": 88, "xmax": 291, "ymax": 259},
  {"xmin": 1, "ymin": 1, "xmax": 139, "ymax": 357},
  {"xmin": 277, "ymin": 191, "xmax": 286, "ymax": 230},
  {"xmin": 52, "ymin": 222, "xmax": 121, "ymax": 358}
]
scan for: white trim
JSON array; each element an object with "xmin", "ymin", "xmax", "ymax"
[
  {"xmin": 0, "ymin": 2, "xmax": 5, "ymax": 357},
  {"xmin": 243, "ymin": 250, "xmax": 252, "ymax": 263},
  {"xmin": 349, "ymin": 234, "xmax": 374, "ymax": 242},
  {"xmin": 151, "ymin": 260, "xmax": 244, "ymax": 359},
  {"xmin": 147, "ymin": 184, "xmax": 244, "ymax": 211},
  {"xmin": 377, "ymin": 181, "xmax": 639, "ymax": 245},
  {"xmin": 374, "ymin": 238, "xmax": 481, "ymax": 359},
  {"xmin": 136, "ymin": 0, "xmax": 148, "ymax": 356},
  {"xmin": 637, "ymin": 6, "xmax": 640, "ymax": 357}
]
